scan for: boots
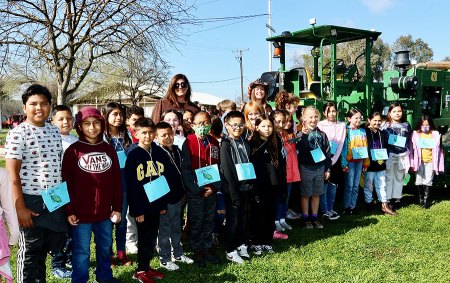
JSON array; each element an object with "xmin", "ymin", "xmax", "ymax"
[
  {"xmin": 417, "ymin": 185, "xmax": 425, "ymax": 206},
  {"xmin": 381, "ymin": 202, "xmax": 397, "ymax": 216},
  {"xmin": 423, "ymin": 186, "xmax": 432, "ymax": 209}
]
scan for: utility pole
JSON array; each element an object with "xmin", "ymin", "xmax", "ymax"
[
  {"xmin": 233, "ymin": 49, "xmax": 249, "ymax": 102},
  {"xmin": 267, "ymin": 0, "xmax": 272, "ymax": 71}
]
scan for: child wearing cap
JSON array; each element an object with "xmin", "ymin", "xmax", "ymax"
[{"xmin": 62, "ymin": 107, "xmax": 122, "ymax": 283}]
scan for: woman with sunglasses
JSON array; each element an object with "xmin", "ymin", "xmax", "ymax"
[{"xmin": 151, "ymin": 74, "xmax": 200, "ymax": 123}]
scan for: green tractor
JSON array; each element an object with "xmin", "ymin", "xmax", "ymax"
[{"xmin": 261, "ymin": 23, "xmax": 450, "ymax": 186}]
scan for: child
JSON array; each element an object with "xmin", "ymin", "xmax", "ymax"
[
  {"xmin": 243, "ymin": 101, "xmax": 265, "ymax": 140},
  {"xmin": 411, "ymin": 115, "xmax": 444, "ymax": 208},
  {"xmin": 217, "ymin": 99, "xmax": 237, "ymax": 136},
  {"xmin": 381, "ymin": 102, "xmax": 412, "ymax": 211},
  {"xmin": 295, "ymin": 106, "xmax": 331, "ymax": 228},
  {"xmin": 342, "ymin": 108, "xmax": 370, "ymax": 215},
  {"xmin": 162, "ymin": 109, "xmax": 186, "ymax": 148},
  {"xmin": 155, "ymin": 121, "xmax": 193, "ymax": 270},
  {"xmin": 50, "ymin": 105, "xmax": 78, "ymax": 278},
  {"xmin": 270, "ymin": 110, "xmax": 290, "ymax": 239},
  {"xmin": 103, "ymin": 102, "xmax": 133, "ymax": 266},
  {"xmin": 317, "ymin": 102, "xmax": 346, "ymax": 220},
  {"xmin": 249, "ymin": 117, "xmax": 286, "ymax": 254},
  {"xmin": 125, "ymin": 118, "xmax": 168, "ymax": 281},
  {"xmin": 0, "ymin": 169, "xmax": 20, "ymax": 283},
  {"xmin": 364, "ymin": 111, "xmax": 395, "ymax": 215},
  {"xmin": 63, "ymin": 106, "xmax": 122, "ymax": 283},
  {"xmin": 125, "ymin": 105, "xmax": 144, "ymax": 254},
  {"xmin": 181, "ymin": 111, "xmax": 221, "ymax": 267},
  {"xmin": 127, "ymin": 105, "xmax": 145, "ymax": 144},
  {"xmin": 182, "ymin": 109, "xmax": 195, "ymax": 135},
  {"xmin": 221, "ymin": 111, "xmax": 252, "ymax": 264},
  {"xmin": 5, "ymin": 84, "xmax": 68, "ymax": 282}
]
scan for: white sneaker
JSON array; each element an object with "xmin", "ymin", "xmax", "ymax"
[
  {"xmin": 275, "ymin": 221, "xmax": 285, "ymax": 232},
  {"xmin": 251, "ymin": 245, "xmax": 263, "ymax": 255},
  {"xmin": 172, "ymin": 254, "xmax": 194, "ymax": 264},
  {"xmin": 237, "ymin": 244, "xmax": 250, "ymax": 259},
  {"xmin": 262, "ymin": 245, "xmax": 275, "ymax": 254},
  {"xmin": 280, "ymin": 219, "xmax": 292, "ymax": 230},
  {"xmin": 226, "ymin": 250, "xmax": 244, "ymax": 264},
  {"xmin": 160, "ymin": 261, "xmax": 179, "ymax": 271}
]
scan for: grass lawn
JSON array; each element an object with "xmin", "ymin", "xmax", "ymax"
[{"xmin": 5, "ymin": 190, "xmax": 450, "ymax": 283}]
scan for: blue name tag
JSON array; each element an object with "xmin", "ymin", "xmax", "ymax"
[
  {"xmin": 352, "ymin": 147, "xmax": 368, "ymax": 159},
  {"xmin": 310, "ymin": 147, "xmax": 326, "ymax": 163},
  {"xmin": 117, "ymin": 150, "xmax": 127, "ymax": 169},
  {"xmin": 235, "ymin": 163, "xmax": 256, "ymax": 181},
  {"xmin": 370, "ymin": 149, "xmax": 388, "ymax": 161},
  {"xmin": 388, "ymin": 134, "xmax": 406, "ymax": 148},
  {"xmin": 144, "ymin": 175, "xmax": 170, "ymax": 202},
  {"xmin": 417, "ymin": 138, "xmax": 435, "ymax": 149},
  {"xmin": 330, "ymin": 141, "xmax": 338, "ymax": 155},
  {"xmin": 195, "ymin": 164, "xmax": 221, "ymax": 187},
  {"xmin": 41, "ymin": 182, "xmax": 70, "ymax": 212}
]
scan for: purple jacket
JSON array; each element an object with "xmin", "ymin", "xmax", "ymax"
[{"xmin": 410, "ymin": 131, "xmax": 444, "ymax": 174}]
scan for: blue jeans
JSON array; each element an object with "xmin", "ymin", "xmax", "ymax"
[
  {"xmin": 320, "ymin": 181, "xmax": 337, "ymax": 214},
  {"xmin": 343, "ymin": 162, "xmax": 363, "ymax": 209},
  {"xmin": 276, "ymin": 183, "xmax": 293, "ymax": 221},
  {"xmin": 114, "ymin": 170, "xmax": 128, "ymax": 252},
  {"xmin": 72, "ymin": 219, "xmax": 113, "ymax": 283},
  {"xmin": 364, "ymin": 171, "xmax": 385, "ymax": 203}
]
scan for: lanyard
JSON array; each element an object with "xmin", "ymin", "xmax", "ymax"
[
  {"xmin": 161, "ymin": 146, "xmax": 181, "ymax": 175},
  {"xmin": 369, "ymin": 128, "xmax": 383, "ymax": 149},
  {"xmin": 196, "ymin": 136, "xmax": 212, "ymax": 167},
  {"xmin": 143, "ymin": 147, "xmax": 160, "ymax": 182},
  {"xmin": 230, "ymin": 137, "xmax": 250, "ymax": 164}
]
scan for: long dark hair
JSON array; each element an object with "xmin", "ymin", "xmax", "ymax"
[
  {"xmin": 387, "ymin": 102, "xmax": 406, "ymax": 123},
  {"xmin": 165, "ymin": 74, "xmax": 193, "ymax": 107},
  {"xmin": 414, "ymin": 115, "xmax": 437, "ymax": 132},
  {"xmin": 251, "ymin": 117, "xmax": 279, "ymax": 168},
  {"xmin": 103, "ymin": 102, "xmax": 132, "ymax": 149}
]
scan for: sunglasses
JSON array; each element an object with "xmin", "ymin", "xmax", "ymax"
[{"xmin": 174, "ymin": 82, "xmax": 188, "ymax": 89}]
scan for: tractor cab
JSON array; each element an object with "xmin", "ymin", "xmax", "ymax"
[{"xmin": 262, "ymin": 24, "xmax": 382, "ymax": 119}]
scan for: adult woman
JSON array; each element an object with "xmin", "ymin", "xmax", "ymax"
[
  {"xmin": 248, "ymin": 79, "xmax": 272, "ymax": 115},
  {"xmin": 151, "ymin": 74, "xmax": 200, "ymax": 123}
]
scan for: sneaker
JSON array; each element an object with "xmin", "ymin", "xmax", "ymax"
[
  {"xmin": 160, "ymin": 261, "xmax": 179, "ymax": 271},
  {"xmin": 237, "ymin": 244, "xmax": 250, "ymax": 259},
  {"xmin": 132, "ymin": 271, "xmax": 155, "ymax": 283},
  {"xmin": 204, "ymin": 249, "xmax": 221, "ymax": 264},
  {"xmin": 262, "ymin": 245, "xmax": 275, "ymax": 254},
  {"xmin": 322, "ymin": 212, "xmax": 331, "ymax": 219},
  {"xmin": 329, "ymin": 210, "xmax": 340, "ymax": 220},
  {"xmin": 52, "ymin": 267, "xmax": 72, "ymax": 278},
  {"xmin": 304, "ymin": 221, "xmax": 313, "ymax": 229},
  {"xmin": 273, "ymin": 230, "xmax": 288, "ymax": 240},
  {"xmin": 280, "ymin": 220, "xmax": 292, "ymax": 230},
  {"xmin": 226, "ymin": 250, "xmax": 244, "ymax": 264},
  {"xmin": 275, "ymin": 221, "xmax": 285, "ymax": 232},
  {"xmin": 172, "ymin": 254, "xmax": 194, "ymax": 264},
  {"xmin": 251, "ymin": 245, "xmax": 263, "ymax": 256},
  {"xmin": 313, "ymin": 220, "xmax": 324, "ymax": 228},
  {"xmin": 146, "ymin": 268, "xmax": 165, "ymax": 280},
  {"xmin": 286, "ymin": 210, "xmax": 297, "ymax": 220}
]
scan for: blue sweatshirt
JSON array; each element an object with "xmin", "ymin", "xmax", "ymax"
[{"xmin": 381, "ymin": 122, "xmax": 412, "ymax": 155}]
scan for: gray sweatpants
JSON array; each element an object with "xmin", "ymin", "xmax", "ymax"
[{"xmin": 157, "ymin": 199, "xmax": 184, "ymax": 263}]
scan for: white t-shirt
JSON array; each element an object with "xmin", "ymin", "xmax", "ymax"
[
  {"xmin": 5, "ymin": 122, "xmax": 63, "ymax": 195},
  {"xmin": 61, "ymin": 134, "xmax": 78, "ymax": 152}
]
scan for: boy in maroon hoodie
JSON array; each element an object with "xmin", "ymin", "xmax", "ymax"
[{"xmin": 62, "ymin": 107, "xmax": 122, "ymax": 283}]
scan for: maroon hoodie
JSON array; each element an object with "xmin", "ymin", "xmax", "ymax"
[{"xmin": 62, "ymin": 107, "xmax": 122, "ymax": 223}]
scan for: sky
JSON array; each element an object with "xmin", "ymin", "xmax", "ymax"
[{"xmin": 165, "ymin": 0, "xmax": 449, "ymax": 101}]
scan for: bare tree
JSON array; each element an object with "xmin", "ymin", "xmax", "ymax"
[{"xmin": 0, "ymin": 0, "xmax": 192, "ymax": 104}]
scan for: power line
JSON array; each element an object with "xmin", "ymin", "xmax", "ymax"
[{"xmin": 190, "ymin": 77, "xmax": 240, "ymax": 84}]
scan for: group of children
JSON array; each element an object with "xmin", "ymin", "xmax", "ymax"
[{"xmin": 1, "ymin": 84, "xmax": 446, "ymax": 282}]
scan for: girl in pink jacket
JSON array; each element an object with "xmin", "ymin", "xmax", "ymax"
[{"xmin": 410, "ymin": 115, "xmax": 444, "ymax": 208}]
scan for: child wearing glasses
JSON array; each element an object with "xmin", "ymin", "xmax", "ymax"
[{"xmin": 220, "ymin": 111, "xmax": 253, "ymax": 264}]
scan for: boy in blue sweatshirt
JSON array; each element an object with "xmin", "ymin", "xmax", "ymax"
[{"xmin": 125, "ymin": 118, "xmax": 168, "ymax": 282}]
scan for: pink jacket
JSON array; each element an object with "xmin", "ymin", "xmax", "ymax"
[
  {"xmin": 284, "ymin": 141, "xmax": 301, "ymax": 183},
  {"xmin": 410, "ymin": 131, "xmax": 444, "ymax": 174},
  {"xmin": 317, "ymin": 120, "xmax": 346, "ymax": 165}
]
